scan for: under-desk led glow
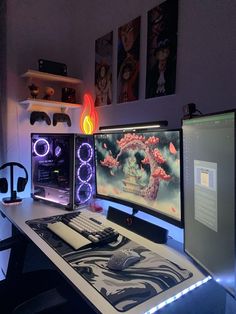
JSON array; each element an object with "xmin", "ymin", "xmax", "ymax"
[{"xmin": 144, "ymin": 276, "xmax": 211, "ymax": 313}]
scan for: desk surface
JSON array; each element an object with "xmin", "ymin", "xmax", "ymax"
[{"xmin": 1, "ymin": 198, "xmax": 235, "ymax": 314}]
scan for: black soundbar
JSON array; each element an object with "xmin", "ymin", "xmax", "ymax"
[{"xmin": 107, "ymin": 206, "xmax": 168, "ymax": 244}]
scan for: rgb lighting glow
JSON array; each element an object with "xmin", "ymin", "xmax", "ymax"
[
  {"xmin": 76, "ymin": 182, "xmax": 92, "ymax": 203},
  {"xmin": 77, "ymin": 163, "xmax": 92, "ymax": 183},
  {"xmin": 33, "ymin": 138, "xmax": 50, "ymax": 157},
  {"xmin": 77, "ymin": 143, "xmax": 93, "ymax": 163},
  {"xmin": 55, "ymin": 145, "xmax": 62, "ymax": 157},
  {"xmin": 76, "ymin": 142, "xmax": 94, "ymax": 204},
  {"xmin": 80, "ymin": 93, "xmax": 99, "ymax": 134},
  {"xmin": 144, "ymin": 276, "xmax": 211, "ymax": 314}
]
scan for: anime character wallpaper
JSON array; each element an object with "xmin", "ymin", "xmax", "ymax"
[
  {"xmin": 117, "ymin": 16, "xmax": 141, "ymax": 103},
  {"xmin": 146, "ymin": 0, "xmax": 178, "ymax": 98},
  {"xmin": 95, "ymin": 130, "xmax": 182, "ymax": 222},
  {"xmin": 95, "ymin": 32, "xmax": 113, "ymax": 107}
]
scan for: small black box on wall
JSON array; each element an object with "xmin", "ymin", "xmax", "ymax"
[{"xmin": 38, "ymin": 59, "xmax": 67, "ymax": 76}]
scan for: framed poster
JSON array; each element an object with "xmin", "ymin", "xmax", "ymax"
[
  {"xmin": 95, "ymin": 32, "xmax": 113, "ymax": 107},
  {"xmin": 117, "ymin": 16, "xmax": 141, "ymax": 103},
  {"xmin": 146, "ymin": 0, "xmax": 178, "ymax": 98}
]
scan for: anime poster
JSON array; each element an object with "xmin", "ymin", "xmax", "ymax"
[
  {"xmin": 146, "ymin": 0, "xmax": 178, "ymax": 99},
  {"xmin": 117, "ymin": 16, "xmax": 141, "ymax": 103},
  {"xmin": 95, "ymin": 32, "xmax": 113, "ymax": 107}
]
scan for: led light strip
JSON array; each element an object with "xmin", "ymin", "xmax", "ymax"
[
  {"xmin": 144, "ymin": 276, "xmax": 212, "ymax": 314},
  {"xmin": 34, "ymin": 195, "xmax": 68, "ymax": 205},
  {"xmin": 99, "ymin": 121, "xmax": 168, "ymax": 133},
  {"xmin": 100, "ymin": 125, "xmax": 162, "ymax": 132}
]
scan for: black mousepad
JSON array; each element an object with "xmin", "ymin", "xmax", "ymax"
[{"xmin": 26, "ymin": 213, "xmax": 193, "ymax": 312}]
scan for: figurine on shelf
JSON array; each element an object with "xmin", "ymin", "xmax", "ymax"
[
  {"xmin": 28, "ymin": 84, "xmax": 39, "ymax": 98},
  {"xmin": 43, "ymin": 86, "xmax": 55, "ymax": 100}
]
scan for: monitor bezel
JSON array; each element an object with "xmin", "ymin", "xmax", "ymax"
[
  {"xmin": 93, "ymin": 128, "xmax": 184, "ymax": 228},
  {"xmin": 181, "ymin": 108, "xmax": 236, "ymax": 125}
]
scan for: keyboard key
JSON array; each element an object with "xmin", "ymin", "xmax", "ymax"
[{"xmin": 61, "ymin": 212, "xmax": 119, "ymax": 246}]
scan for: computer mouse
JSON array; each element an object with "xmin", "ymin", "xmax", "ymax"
[{"xmin": 107, "ymin": 249, "xmax": 141, "ymax": 271}]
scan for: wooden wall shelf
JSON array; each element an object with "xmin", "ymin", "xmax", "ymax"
[
  {"xmin": 21, "ymin": 70, "xmax": 82, "ymax": 84},
  {"xmin": 19, "ymin": 99, "xmax": 81, "ymax": 113},
  {"xmin": 20, "ymin": 69, "xmax": 83, "ymax": 115}
]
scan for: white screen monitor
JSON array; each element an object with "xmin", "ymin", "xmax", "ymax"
[{"xmin": 183, "ymin": 110, "xmax": 236, "ymax": 296}]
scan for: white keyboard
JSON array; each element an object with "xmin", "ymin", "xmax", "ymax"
[{"xmin": 47, "ymin": 212, "xmax": 119, "ymax": 250}]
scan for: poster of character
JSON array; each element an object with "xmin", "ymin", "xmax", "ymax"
[
  {"xmin": 95, "ymin": 32, "xmax": 113, "ymax": 107},
  {"xmin": 117, "ymin": 16, "xmax": 141, "ymax": 103},
  {"xmin": 146, "ymin": 0, "xmax": 178, "ymax": 99}
]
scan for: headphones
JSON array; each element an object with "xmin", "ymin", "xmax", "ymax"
[{"xmin": 0, "ymin": 162, "xmax": 28, "ymax": 193}]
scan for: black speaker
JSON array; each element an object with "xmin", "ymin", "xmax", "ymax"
[
  {"xmin": 0, "ymin": 162, "xmax": 28, "ymax": 204},
  {"xmin": 38, "ymin": 59, "xmax": 67, "ymax": 76},
  {"xmin": 107, "ymin": 206, "xmax": 168, "ymax": 244}
]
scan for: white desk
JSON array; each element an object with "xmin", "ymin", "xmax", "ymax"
[{"xmin": 0, "ymin": 198, "xmax": 207, "ymax": 314}]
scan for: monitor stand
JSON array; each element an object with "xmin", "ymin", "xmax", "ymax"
[{"xmin": 107, "ymin": 206, "xmax": 168, "ymax": 244}]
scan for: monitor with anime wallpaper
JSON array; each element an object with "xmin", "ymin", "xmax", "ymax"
[
  {"xmin": 182, "ymin": 110, "xmax": 236, "ymax": 296},
  {"xmin": 94, "ymin": 128, "xmax": 183, "ymax": 243}
]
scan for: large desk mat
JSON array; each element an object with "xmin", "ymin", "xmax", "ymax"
[{"xmin": 26, "ymin": 213, "xmax": 193, "ymax": 312}]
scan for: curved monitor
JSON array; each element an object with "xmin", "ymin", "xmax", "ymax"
[{"xmin": 94, "ymin": 129, "xmax": 183, "ymax": 227}]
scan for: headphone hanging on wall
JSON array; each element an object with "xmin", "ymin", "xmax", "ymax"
[{"xmin": 0, "ymin": 162, "xmax": 28, "ymax": 204}]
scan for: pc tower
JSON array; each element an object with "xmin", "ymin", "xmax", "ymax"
[{"xmin": 31, "ymin": 133, "xmax": 95, "ymax": 209}]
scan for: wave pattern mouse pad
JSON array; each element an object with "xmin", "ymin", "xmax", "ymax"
[{"xmin": 26, "ymin": 214, "xmax": 193, "ymax": 312}]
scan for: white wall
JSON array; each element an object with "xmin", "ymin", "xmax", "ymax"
[
  {"xmin": 6, "ymin": 0, "xmax": 83, "ymax": 197},
  {"xmin": 72, "ymin": 0, "xmax": 236, "ymax": 129}
]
